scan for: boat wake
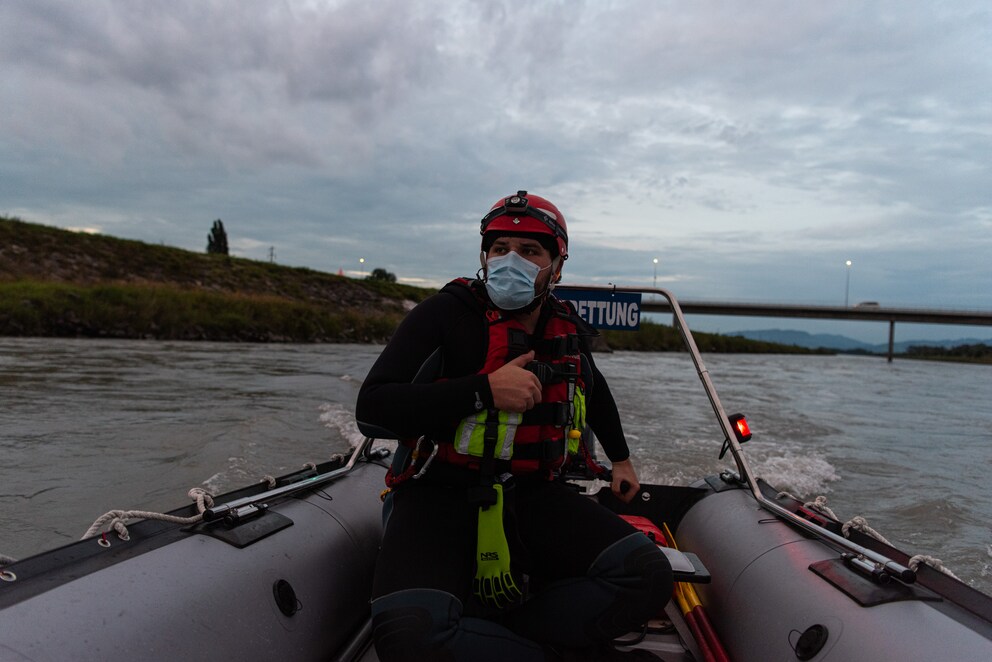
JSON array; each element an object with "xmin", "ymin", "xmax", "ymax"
[
  {"xmin": 749, "ymin": 450, "xmax": 841, "ymax": 498},
  {"xmin": 319, "ymin": 402, "xmax": 368, "ymax": 449}
]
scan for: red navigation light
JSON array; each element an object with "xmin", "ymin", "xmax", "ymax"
[
  {"xmin": 729, "ymin": 413, "xmax": 752, "ymax": 443},
  {"xmin": 720, "ymin": 413, "xmax": 752, "ymax": 460}
]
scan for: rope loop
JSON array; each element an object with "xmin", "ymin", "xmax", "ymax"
[
  {"xmin": 908, "ymin": 554, "xmax": 961, "ymax": 580},
  {"xmin": 73, "ymin": 457, "xmax": 339, "ymax": 546},
  {"xmin": 842, "ymin": 515, "xmax": 892, "ymax": 546},
  {"xmin": 804, "ymin": 495, "xmax": 839, "ymax": 521},
  {"xmin": 82, "ymin": 508, "xmax": 205, "ymax": 541},
  {"xmin": 187, "ymin": 487, "xmax": 215, "ymax": 513}
]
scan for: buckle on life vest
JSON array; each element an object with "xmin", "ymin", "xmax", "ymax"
[
  {"xmin": 525, "ymin": 360, "xmax": 577, "ymax": 386},
  {"xmin": 534, "ymin": 334, "xmax": 579, "ymax": 358},
  {"xmin": 513, "ymin": 437, "xmax": 567, "ymax": 462},
  {"xmin": 507, "ymin": 327, "xmax": 530, "ymax": 356},
  {"xmin": 522, "ymin": 401, "xmax": 571, "ymax": 427},
  {"xmin": 468, "ymin": 472, "xmax": 513, "ymax": 508}
]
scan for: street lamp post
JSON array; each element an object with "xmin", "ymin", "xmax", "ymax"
[
  {"xmin": 844, "ymin": 260, "xmax": 852, "ymax": 307},
  {"xmin": 653, "ymin": 258, "xmax": 659, "ymax": 289},
  {"xmin": 359, "ymin": 257, "xmax": 366, "ymax": 279}
]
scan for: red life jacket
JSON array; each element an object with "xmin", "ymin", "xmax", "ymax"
[{"xmin": 430, "ymin": 278, "xmax": 587, "ymax": 476}]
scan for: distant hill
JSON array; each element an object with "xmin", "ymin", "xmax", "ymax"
[{"xmin": 730, "ymin": 328, "xmax": 992, "ymax": 353}]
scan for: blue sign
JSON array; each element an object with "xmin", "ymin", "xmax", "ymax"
[{"xmin": 557, "ymin": 289, "xmax": 641, "ymax": 330}]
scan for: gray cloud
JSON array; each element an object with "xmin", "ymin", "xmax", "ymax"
[{"xmin": 1, "ymin": 0, "xmax": 990, "ymax": 339}]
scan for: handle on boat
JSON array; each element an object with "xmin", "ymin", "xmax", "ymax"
[{"xmin": 203, "ymin": 437, "xmax": 381, "ymax": 523}]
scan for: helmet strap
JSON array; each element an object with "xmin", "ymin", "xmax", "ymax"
[
  {"xmin": 546, "ymin": 257, "xmax": 562, "ymax": 292},
  {"xmin": 478, "ymin": 250, "xmax": 488, "ymax": 280}
]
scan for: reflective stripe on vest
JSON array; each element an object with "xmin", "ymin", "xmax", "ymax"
[{"xmin": 455, "ymin": 409, "xmax": 523, "ymax": 460}]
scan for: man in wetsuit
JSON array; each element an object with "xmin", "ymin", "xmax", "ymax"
[{"xmin": 356, "ymin": 191, "xmax": 672, "ymax": 661}]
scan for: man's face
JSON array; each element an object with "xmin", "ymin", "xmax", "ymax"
[{"xmin": 487, "ymin": 236, "xmax": 557, "ymax": 292}]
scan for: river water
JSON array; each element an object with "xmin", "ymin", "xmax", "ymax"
[{"xmin": 1, "ymin": 338, "xmax": 989, "ymax": 595}]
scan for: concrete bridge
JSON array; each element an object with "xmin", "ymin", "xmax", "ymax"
[{"xmin": 641, "ymin": 298, "xmax": 992, "ymax": 361}]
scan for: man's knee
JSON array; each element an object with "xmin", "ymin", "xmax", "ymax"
[
  {"xmin": 371, "ymin": 589, "xmax": 461, "ymax": 662},
  {"xmin": 371, "ymin": 588, "xmax": 546, "ymax": 662},
  {"xmin": 589, "ymin": 533, "xmax": 673, "ymax": 635}
]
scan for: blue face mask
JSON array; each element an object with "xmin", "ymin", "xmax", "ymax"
[{"xmin": 485, "ymin": 251, "xmax": 546, "ymax": 311}]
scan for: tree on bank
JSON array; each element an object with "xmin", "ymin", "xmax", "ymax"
[
  {"xmin": 367, "ymin": 267, "xmax": 396, "ymax": 283},
  {"xmin": 207, "ymin": 220, "xmax": 229, "ymax": 255}
]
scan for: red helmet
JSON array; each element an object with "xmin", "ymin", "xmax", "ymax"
[{"xmin": 480, "ymin": 190, "xmax": 568, "ymax": 260}]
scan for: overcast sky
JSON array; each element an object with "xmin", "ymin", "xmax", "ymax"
[{"xmin": 2, "ymin": 1, "xmax": 990, "ymax": 342}]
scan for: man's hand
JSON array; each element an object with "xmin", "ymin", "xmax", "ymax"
[
  {"xmin": 611, "ymin": 459, "xmax": 640, "ymax": 504},
  {"xmin": 488, "ymin": 351, "xmax": 542, "ymax": 412}
]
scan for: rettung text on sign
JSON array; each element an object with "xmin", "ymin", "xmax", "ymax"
[{"xmin": 557, "ymin": 289, "xmax": 641, "ymax": 331}]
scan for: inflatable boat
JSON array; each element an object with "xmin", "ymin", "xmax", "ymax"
[{"xmin": 2, "ymin": 287, "xmax": 990, "ymax": 661}]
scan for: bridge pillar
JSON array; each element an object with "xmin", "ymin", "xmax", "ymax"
[{"xmin": 888, "ymin": 320, "xmax": 895, "ymax": 363}]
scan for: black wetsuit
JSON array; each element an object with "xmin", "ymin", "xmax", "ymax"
[{"xmin": 356, "ymin": 283, "xmax": 672, "ymax": 662}]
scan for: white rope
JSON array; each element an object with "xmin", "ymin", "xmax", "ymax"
[
  {"xmin": 79, "ymin": 460, "xmax": 326, "ymax": 542},
  {"xmin": 776, "ymin": 491, "xmax": 841, "ymax": 521},
  {"xmin": 804, "ymin": 495, "xmax": 840, "ymax": 521},
  {"xmin": 187, "ymin": 487, "xmax": 214, "ymax": 512},
  {"xmin": 908, "ymin": 554, "xmax": 961, "ymax": 581},
  {"xmin": 841, "ymin": 515, "xmax": 893, "ymax": 546},
  {"xmin": 81, "ymin": 486, "xmax": 218, "ymax": 541},
  {"xmin": 0, "ymin": 553, "xmax": 17, "ymax": 566},
  {"xmin": 776, "ymin": 491, "xmax": 959, "ymax": 579}
]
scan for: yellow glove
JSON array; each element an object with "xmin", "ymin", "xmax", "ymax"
[{"xmin": 473, "ymin": 483, "xmax": 522, "ymax": 609}]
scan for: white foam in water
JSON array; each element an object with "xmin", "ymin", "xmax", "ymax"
[
  {"xmin": 319, "ymin": 402, "xmax": 367, "ymax": 448},
  {"xmin": 750, "ymin": 451, "xmax": 841, "ymax": 498},
  {"xmin": 200, "ymin": 455, "xmax": 255, "ymax": 495},
  {"xmin": 201, "ymin": 472, "xmax": 225, "ymax": 494}
]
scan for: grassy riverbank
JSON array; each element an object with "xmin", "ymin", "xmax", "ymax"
[
  {"xmin": 903, "ymin": 343, "xmax": 992, "ymax": 365},
  {"xmin": 0, "ymin": 215, "xmax": 822, "ymax": 351},
  {"xmin": 0, "ymin": 215, "xmax": 427, "ymax": 342},
  {"xmin": 0, "ymin": 280, "xmax": 405, "ymax": 342}
]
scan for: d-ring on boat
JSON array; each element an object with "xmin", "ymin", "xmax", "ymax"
[{"xmin": 1, "ymin": 287, "xmax": 990, "ymax": 661}]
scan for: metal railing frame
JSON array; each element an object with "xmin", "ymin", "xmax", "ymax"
[{"xmin": 558, "ymin": 284, "xmax": 915, "ymax": 583}]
